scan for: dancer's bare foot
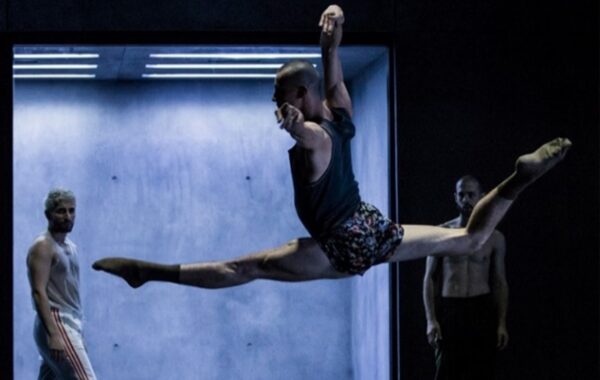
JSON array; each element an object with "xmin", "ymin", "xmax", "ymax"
[
  {"xmin": 515, "ymin": 137, "xmax": 572, "ymax": 183},
  {"xmin": 93, "ymin": 258, "xmax": 147, "ymax": 288}
]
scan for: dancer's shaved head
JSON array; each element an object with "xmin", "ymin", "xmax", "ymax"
[{"xmin": 276, "ymin": 60, "xmax": 320, "ymax": 89}]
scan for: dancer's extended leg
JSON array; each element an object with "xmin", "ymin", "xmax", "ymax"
[
  {"xmin": 93, "ymin": 238, "xmax": 347, "ymax": 289},
  {"xmin": 389, "ymin": 137, "xmax": 571, "ymax": 261},
  {"xmin": 94, "ymin": 138, "xmax": 571, "ymax": 283}
]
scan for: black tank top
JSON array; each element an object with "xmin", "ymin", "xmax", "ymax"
[{"xmin": 289, "ymin": 107, "xmax": 361, "ymax": 239}]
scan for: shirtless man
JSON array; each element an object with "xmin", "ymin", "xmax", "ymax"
[
  {"xmin": 93, "ymin": 5, "xmax": 571, "ymax": 293},
  {"xmin": 424, "ymin": 176, "xmax": 508, "ymax": 380},
  {"xmin": 27, "ymin": 189, "xmax": 97, "ymax": 380}
]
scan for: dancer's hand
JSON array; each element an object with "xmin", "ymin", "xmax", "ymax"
[
  {"xmin": 426, "ymin": 320, "xmax": 442, "ymax": 349},
  {"xmin": 497, "ymin": 325, "xmax": 509, "ymax": 350},
  {"xmin": 319, "ymin": 5, "xmax": 344, "ymax": 49},
  {"xmin": 278, "ymin": 103, "xmax": 305, "ymax": 139},
  {"xmin": 319, "ymin": 5, "xmax": 344, "ymax": 34}
]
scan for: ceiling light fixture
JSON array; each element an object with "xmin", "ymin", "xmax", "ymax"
[
  {"xmin": 14, "ymin": 53, "xmax": 100, "ymax": 59},
  {"xmin": 149, "ymin": 53, "xmax": 321, "ymax": 60},
  {"xmin": 13, "ymin": 74, "xmax": 97, "ymax": 79},
  {"xmin": 142, "ymin": 73, "xmax": 277, "ymax": 79},
  {"xmin": 13, "ymin": 64, "xmax": 98, "ymax": 70},
  {"xmin": 146, "ymin": 63, "xmax": 286, "ymax": 70}
]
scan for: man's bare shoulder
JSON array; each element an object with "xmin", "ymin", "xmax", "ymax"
[
  {"xmin": 304, "ymin": 120, "xmax": 326, "ymax": 132},
  {"xmin": 490, "ymin": 230, "xmax": 507, "ymax": 254},
  {"xmin": 303, "ymin": 121, "xmax": 332, "ymax": 150},
  {"xmin": 491, "ymin": 230, "xmax": 506, "ymax": 243},
  {"xmin": 27, "ymin": 236, "xmax": 55, "ymax": 261}
]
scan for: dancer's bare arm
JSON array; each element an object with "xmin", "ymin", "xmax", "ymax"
[
  {"xmin": 319, "ymin": 4, "xmax": 352, "ymax": 116},
  {"xmin": 27, "ymin": 241, "xmax": 66, "ymax": 361},
  {"xmin": 490, "ymin": 232, "xmax": 509, "ymax": 350},
  {"xmin": 280, "ymin": 103, "xmax": 331, "ymax": 150}
]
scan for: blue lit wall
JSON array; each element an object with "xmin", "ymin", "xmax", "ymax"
[
  {"xmin": 350, "ymin": 53, "xmax": 390, "ymax": 380},
  {"xmin": 13, "ymin": 56, "xmax": 389, "ymax": 379}
]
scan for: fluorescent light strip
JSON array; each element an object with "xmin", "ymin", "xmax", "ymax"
[
  {"xmin": 13, "ymin": 74, "xmax": 96, "ymax": 79},
  {"xmin": 14, "ymin": 53, "xmax": 99, "ymax": 59},
  {"xmin": 146, "ymin": 63, "xmax": 285, "ymax": 70},
  {"xmin": 149, "ymin": 53, "xmax": 321, "ymax": 60},
  {"xmin": 143, "ymin": 73, "xmax": 276, "ymax": 79},
  {"xmin": 13, "ymin": 64, "xmax": 98, "ymax": 70},
  {"xmin": 146, "ymin": 63, "xmax": 317, "ymax": 70}
]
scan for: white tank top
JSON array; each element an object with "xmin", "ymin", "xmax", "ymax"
[{"xmin": 33, "ymin": 232, "xmax": 82, "ymax": 318}]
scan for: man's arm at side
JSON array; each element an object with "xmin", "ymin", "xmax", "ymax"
[
  {"xmin": 319, "ymin": 5, "xmax": 353, "ymax": 116},
  {"xmin": 423, "ymin": 256, "xmax": 442, "ymax": 348},
  {"xmin": 27, "ymin": 241, "xmax": 66, "ymax": 360},
  {"xmin": 491, "ymin": 231, "xmax": 509, "ymax": 350}
]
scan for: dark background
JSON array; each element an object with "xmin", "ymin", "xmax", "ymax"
[{"xmin": 0, "ymin": 0, "xmax": 597, "ymax": 379}]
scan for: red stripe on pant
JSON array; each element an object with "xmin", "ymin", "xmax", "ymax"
[{"xmin": 51, "ymin": 309, "xmax": 90, "ymax": 380}]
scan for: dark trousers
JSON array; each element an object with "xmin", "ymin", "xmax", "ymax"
[{"xmin": 434, "ymin": 293, "xmax": 497, "ymax": 380}]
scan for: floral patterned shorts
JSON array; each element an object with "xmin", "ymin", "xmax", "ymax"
[{"xmin": 319, "ymin": 202, "xmax": 404, "ymax": 275}]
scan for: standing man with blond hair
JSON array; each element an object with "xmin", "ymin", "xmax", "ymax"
[{"xmin": 27, "ymin": 188, "xmax": 96, "ymax": 380}]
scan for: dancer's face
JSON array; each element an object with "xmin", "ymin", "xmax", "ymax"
[
  {"xmin": 47, "ymin": 199, "xmax": 76, "ymax": 233},
  {"xmin": 272, "ymin": 82, "xmax": 302, "ymax": 109},
  {"xmin": 454, "ymin": 180, "xmax": 483, "ymax": 217}
]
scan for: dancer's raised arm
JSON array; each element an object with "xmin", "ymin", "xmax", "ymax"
[{"xmin": 319, "ymin": 4, "xmax": 352, "ymax": 116}]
